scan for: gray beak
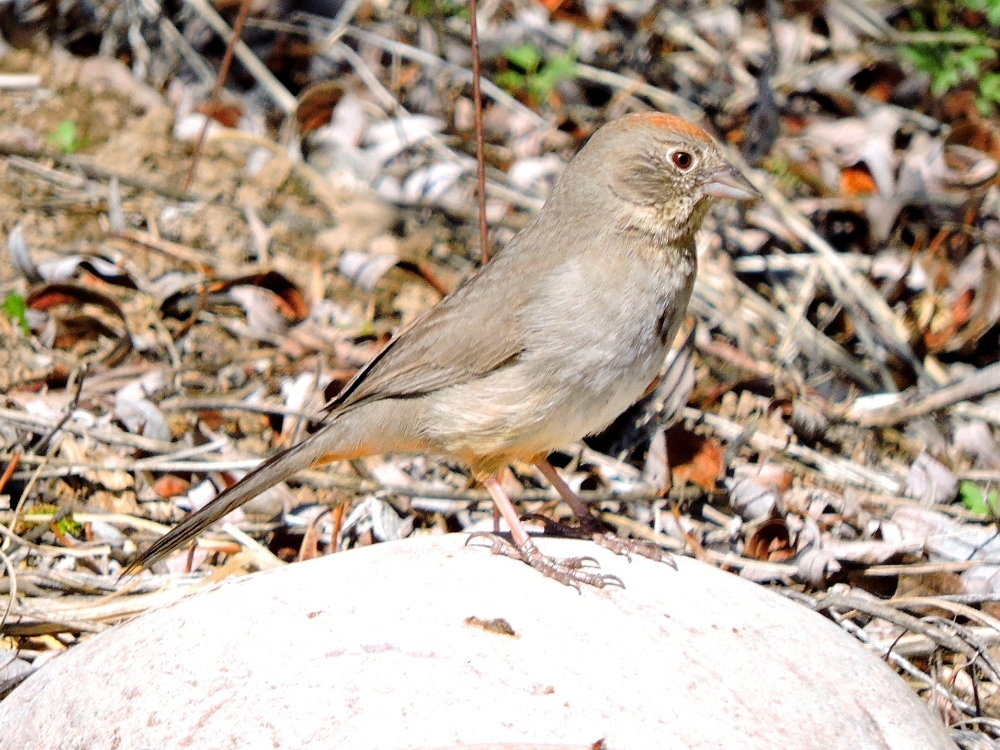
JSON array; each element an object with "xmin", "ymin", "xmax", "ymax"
[{"xmin": 703, "ymin": 164, "xmax": 760, "ymax": 201}]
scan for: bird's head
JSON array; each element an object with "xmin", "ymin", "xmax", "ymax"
[{"xmin": 566, "ymin": 113, "xmax": 759, "ymax": 244}]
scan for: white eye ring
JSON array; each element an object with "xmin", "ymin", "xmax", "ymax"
[{"xmin": 669, "ymin": 150, "xmax": 694, "ymax": 170}]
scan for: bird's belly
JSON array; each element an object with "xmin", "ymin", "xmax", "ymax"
[{"xmin": 424, "ymin": 339, "xmax": 667, "ymax": 473}]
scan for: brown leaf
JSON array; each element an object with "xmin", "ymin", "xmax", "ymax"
[
  {"xmin": 745, "ymin": 518, "xmax": 794, "ymax": 562},
  {"xmin": 26, "ymin": 282, "xmax": 132, "ymax": 367},
  {"xmin": 295, "ymin": 81, "xmax": 343, "ymax": 135},
  {"xmin": 666, "ymin": 426, "xmax": 722, "ymax": 492}
]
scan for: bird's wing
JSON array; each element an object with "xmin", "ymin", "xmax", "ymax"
[{"xmin": 329, "ymin": 256, "xmax": 534, "ymax": 412}]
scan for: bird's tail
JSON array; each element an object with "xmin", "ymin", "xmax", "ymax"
[
  {"xmin": 124, "ymin": 433, "xmax": 330, "ymax": 574},
  {"xmin": 124, "ymin": 398, "xmax": 426, "ymax": 575}
]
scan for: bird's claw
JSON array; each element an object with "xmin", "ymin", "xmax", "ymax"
[
  {"xmin": 591, "ymin": 532, "xmax": 676, "ymax": 569},
  {"xmin": 466, "ymin": 532, "xmax": 624, "ymax": 591},
  {"xmin": 519, "ymin": 514, "xmax": 674, "ymax": 568}
]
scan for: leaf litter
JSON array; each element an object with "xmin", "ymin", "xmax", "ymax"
[{"xmin": 0, "ymin": 0, "xmax": 999, "ymax": 740}]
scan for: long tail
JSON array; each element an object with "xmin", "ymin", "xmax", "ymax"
[{"xmin": 125, "ymin": 436, "xmax": 325, "ymax": 574}]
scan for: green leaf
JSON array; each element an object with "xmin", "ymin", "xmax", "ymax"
[
  {"xmin": 931, "ymin": 65, "xmax": 962, "ymax": 94},
  {"xmin": 545, "ymin": 51, "xmax": 577, "ymax": 78},
  {"xmin": 978, "ymin": 72, "xmax": 1000, "ymax": 114},
  {"xmin": 504, "ymin": 43, "xmax": 543, "ymax": 75},
  {"xmin": 55, "ymin": 515, "xmax": 84, "ymax": 538},
  {"xmin": 494, "ymin": 70, "xmax": 526, "ymax": 94},
  {"xmin": 529, "ymin": 52, "xmax": 577, "ymax": 100},
  {"xmin": 960, "ymin": 481, "xmax": 999, "ymax": 516},
  {"xmin": 47, "ymin": 119, "xmax": 79, "ymax": 154},
  {"xmin": 410, "ymin": 0, "xmax": 435, "ymax": 16},
  {"xmin": 899, "ymin": 44, "xmax": 943, "ymax": 77},
  {"xmin": 957, "ymin": 44, "xmax": 995, "ymax": 72},
  {"xmin": 2, "ymin": 292, "xmax": 29, "ymax": 335}
]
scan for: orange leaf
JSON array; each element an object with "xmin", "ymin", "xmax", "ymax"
[
  {"xmin": 840, "ymin": 166, "xmax": 877, "ymax": 196},
  {"xmin": 666, "ymin": 427, "xmax": 723, "ymax": 492},
  {"xmin": 153, "ymin": 475, "xmax": 191, "ymax": 498}
]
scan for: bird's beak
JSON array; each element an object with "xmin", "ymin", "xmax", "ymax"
[{"xmin": 703, "ymin": 164, "xmax": 760, "ymax": 201}]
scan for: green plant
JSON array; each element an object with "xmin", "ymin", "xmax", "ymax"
[
  {"xmin": 410, "ymin": 0, "xmax": 467, "ymax": 19},
  {"xmin": 495, "ymin": 43, "xmax": 577, "ymax": 104},
  {"xmin": 55, "ymin": 514, "xmax": 84, "ymax": 538},
  {"xmin": 47, "ymin": 119, "xmax": 81, "ymax": 153},
  {"xmin": 897, "ymin": 0, "xmax": 1000, "ymax": 115},
  {"xmin": 2, "ymin": 292, "xmax": 29, "ymax": 334},
  {"xmin": 959, "ymin": 480, "xmax": 999, "ymax": 516}
]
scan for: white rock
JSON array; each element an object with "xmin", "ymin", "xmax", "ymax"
[{"xmin": 0, "ymin": 535, "xmax": 954, "ymax": 750}]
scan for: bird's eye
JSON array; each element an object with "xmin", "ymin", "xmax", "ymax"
[{"xmin": 671, "ymin": 150, "xmax": 694, "ymax": 170}]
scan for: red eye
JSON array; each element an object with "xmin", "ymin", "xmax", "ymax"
[{"xmin": 671, "ymin": 151, "xmax": 693, "ymax": 170}]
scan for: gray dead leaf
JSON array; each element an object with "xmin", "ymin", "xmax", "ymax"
[
  {"xmin": 796, "ymin": 548, "xmax": 842, "ymax": 587},
  {"xmin": 173, "ymin": 112, "xmax": 224, "ymax": 143},
  {"xmin": 820, "ymin": 538, "xmax": 924, "ymax": 564},
  {"xmin": 895, "ymin": 134, "xmax": 986, "ymax": 204},
  {"xmin": 727, "ymin": 475, "xmax": 778, "ymax": 521},
  {"xmin": 279, "ymin": 372, "xmax": 320, "ymax": 444},
  {"xmin": 8, "ymin": 224, "xmax": 40, "ymax": 282},
  {"xmin": 0, "ymin": 649, "xmax": 34, "ymax": 682},
  {"xmin": 642, "ymin": 426, "xmax": 670, "ymax": 494},
  {"xmin": 107, "ymin": 177, "xmax": 124, "ymax": 232},
  {"xmin": 367, "ymin": 461, "xmax": 413, "ymax": 488},
  {"xmin": 9, "ymin": 225, "xmax": 127, "ymax": 285},
  {"xmin": 399, "ymin": 162, "xmax": 464, "ymax": 206},
  {"xmin": 944, "ymin": 144, "xmax": 998, "ymax": 189},
  {"xmin": 822, "ymin": 0, "xmax": 893, "ymax": 54},
  {"xmin": 870, "ymin": 249, "xmax": 911, "ymax": 288},
  {"xmin": 340, "ymin": 495, "xmax": 405, "ymax": 543},
  {"xmin": 867, "ymin": 132, "xmax": 955, "ymax": 241},
  {"xmin": 692, "ymin": 6, "xmax": 741, "ymax": 41},
  {"xmin": 893, "ymin": 506, "xmax": 1000, "ymax": 561},
  {"xmin": 114, "ymin": 397, "xmax": 170, "ymax": 443},
  {"xmin": 789, "ymin": 399, "xmax": 828, "ymax": 442},
  {"xmin": 228, "ymin": 285, "xmax": 291, "ymax": 336},
  {"xmin": 364, "ymin": 115, "xmax": 445, "ymax": 165},
  {"xmin": 88, "ymin": 521, "xmax": 125, "ymax": 547},
  {"xmin": 164, "ymin": 547, "xmax": 209, "ymax": 575},
  {"xmin": 182, "ymin": 479, "xmax": 219, "ymax": 514},
  {"xmin": 338, "ymin": 250, "xmax": 400, "ymax": 292},
  {"xmin": 773, "ymin": 19, "xmax": 828, "ymax": 74},
  {"xmin": 507, "ymin": 154, "xmax": 565, "ymax": 194},
  {"xmin": 802, "ymin": 108, "xmax": 899, "ymax": 196},
  {"xmin": 952, "ymin": 420, "xmax": 1000, "ymax": 469},
  {"xmin": 904, "ymin": 451, "xmax": 958, "ymax": 505},
  {"xmin": 961, "ymin": 565, "xmax": 1000, "ymax": 595},
  {"xmin": 790, "ymin": 55, "xmax": 866, "ymax": 93}
]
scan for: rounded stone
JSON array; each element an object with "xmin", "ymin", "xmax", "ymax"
[{"xmin": 0, "ymin": 534, "xmax": 954, "ymax": 749}]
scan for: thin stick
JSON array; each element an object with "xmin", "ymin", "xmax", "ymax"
[
  {"xmin": 0, "ymin": 142, "xmax": 196, "ymax": 201},
  {"xmin": 184, "ymin": 0, "xmax": 296, "ymax": 114},
  {"xmin": 0, "ymin": 549, "xmax": 16, "ymax": 634},
  {"xmin": 467, "ymin": 0, "xmax": 490, "ymax": 264},
  {"xmin": 184, "ymin": 0, "xmax": 252, "ymax": 191}
]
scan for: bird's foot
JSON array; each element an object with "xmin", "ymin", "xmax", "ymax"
[
  {"xmin": 591, "ymin": 532, "xmax": 677, "ymax": 568},
  {"xmin": 466, "ymin": 532, "xmax": 624, "ymax": 591},
  {"xmin": 521, "ymin": 513, "xmax": 674, "ymax": 567}
]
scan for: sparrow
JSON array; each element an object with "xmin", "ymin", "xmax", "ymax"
[{"xmin": 128, "ymin": 113, "xmax": 758, "ymax": 588}]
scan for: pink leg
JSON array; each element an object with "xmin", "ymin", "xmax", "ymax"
[
  {"xmin": 536, "ymin": 459, "xmax": 591, "ymax": 521},
  {"xmin": 535, "ymin": 460, "xmax": 673, "ymax": 567},
  {"xmin": 465, "ymin": 476, "xmax": 624, "ymax": 591}
]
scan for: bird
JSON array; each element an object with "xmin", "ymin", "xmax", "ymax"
[{"xmin": 128, "ymin": 112, "xmax": 759, "ymax": 589}]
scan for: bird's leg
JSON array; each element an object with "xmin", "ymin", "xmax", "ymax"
[
  {"xmin": 466, "ymin": 476, "xmax": 623, "ymax": 590},
  {"xmin": 535, "ymin": 460, "xmax": 673, "ymax": 566}
]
